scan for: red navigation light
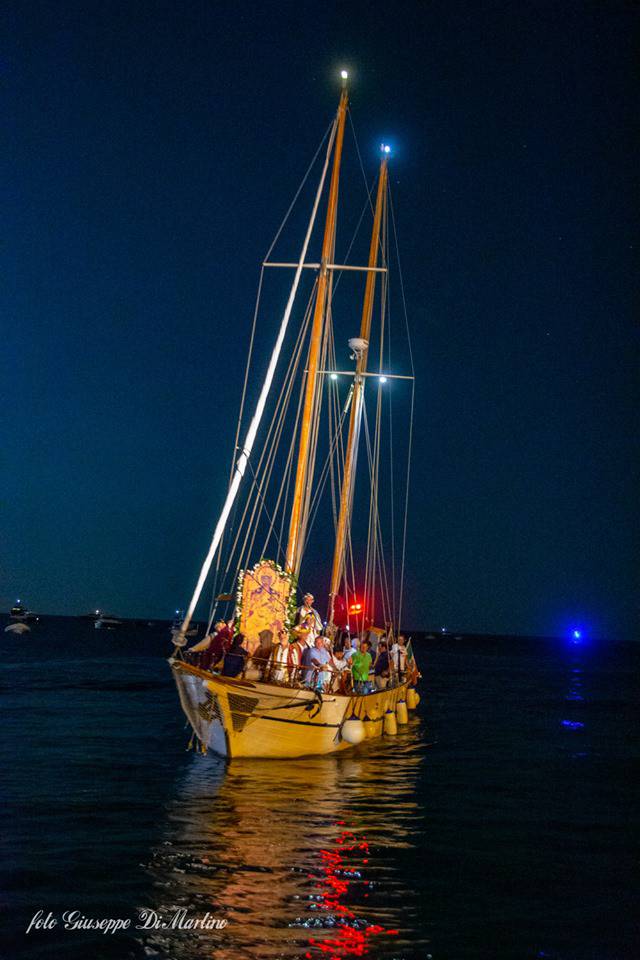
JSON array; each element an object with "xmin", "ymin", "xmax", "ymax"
[{"xmin": 348, "ymin": 601, "xmax": 363, "ymax": 615}]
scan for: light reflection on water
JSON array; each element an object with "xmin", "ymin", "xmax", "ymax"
[
  {"xmin": 142, "ymin": 728, "xmax": 427, "ymax": 960},
  {"xmin": 561, "ymin": 648, "xmax": 587, "ymax": 736}
]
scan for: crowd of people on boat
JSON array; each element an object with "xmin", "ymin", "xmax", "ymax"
[{"xmin": 184, "ymin": 591, "xmax": 410, "ymax": 695}]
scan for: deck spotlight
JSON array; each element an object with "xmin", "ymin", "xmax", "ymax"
[
  {"xmin": 379, "ymin": 376, "xmax": 387, "ymax": 383},
  {"xmin": 330, "ymin": 373, "xmax": 338, "ymax": 381}
]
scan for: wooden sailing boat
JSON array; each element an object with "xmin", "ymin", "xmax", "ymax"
[{"xmin": 170, "ymin": 72, "xmax": 419, "ymax": 759}]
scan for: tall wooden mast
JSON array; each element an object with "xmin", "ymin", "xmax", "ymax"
[
  {"xmin": 328, "ymin": 153, "xmax": 388, "ymax": 624},
  {"xmin": 285, "ymin": 81, "xmax": 349, "ymax": 575}
]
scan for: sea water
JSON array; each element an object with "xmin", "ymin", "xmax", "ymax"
[{"xmin": 1, "ymin": 618, "xmax": 637, "ymax": 959}]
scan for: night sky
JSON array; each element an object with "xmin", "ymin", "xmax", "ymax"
[{"xmin": 3, "ymin": 1, "xmax": 637, "ymax": 639}]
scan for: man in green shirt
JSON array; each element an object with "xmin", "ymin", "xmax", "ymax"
[{"xmin": 351, "ymin": 639, "xmax": 373, "ymax": 694}]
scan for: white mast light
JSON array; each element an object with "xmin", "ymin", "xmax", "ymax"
[
  {"xmin": 330, "ymin": 373, "xmax": 338, "ymax": 380},
  {"xmin": 379, "ymin": 376, "xmax": 388, "ymax": 383},
  {"xmin": 341, "ymin": 70, "xmax": 348, "ymax": 80}
]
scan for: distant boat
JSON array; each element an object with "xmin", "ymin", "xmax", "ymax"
[
  {"xmin": 94, "ymin": 614, "xmax": 123, "ymax": 630},
  {"xmin": 9, "ymin": 601, "xmax": 39, "ymax": 623},
  {"xmin": 5, "ymin": 622, "xmax": 30, "ymax": 635},
  {"xmin": 171, "ymin": 610, "xmax": 198, "ymax": 640}
]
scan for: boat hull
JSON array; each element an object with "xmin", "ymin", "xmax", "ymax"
[{"xmin": 170, "ymin": 660, "xmax": 411, "ymax": 759}]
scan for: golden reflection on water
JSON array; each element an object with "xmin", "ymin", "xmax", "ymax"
[{"xmin": 143, "ymin": 722, "xmax": 428, "ymax": 960}]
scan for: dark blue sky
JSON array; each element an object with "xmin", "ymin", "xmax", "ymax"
[{"xmin": 3, "ymin": 1, "xmax": 637, "ymax": 638}]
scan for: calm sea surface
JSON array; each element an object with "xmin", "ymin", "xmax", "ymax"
[{"xmin": 1, "ymin": 618, "xmax": 637, "ymax": 960}]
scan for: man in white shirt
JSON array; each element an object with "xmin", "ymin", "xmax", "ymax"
[
  {"xmin": 342, "ymin": 636, "xmax": 357, "ymax": 661},
  {"xmin": 390, "ymin": 634, "xmax": 408, "ymax": 678},
  {"xmin": 328, "ymin": 647, "xmax": 350, "ymax": 693}
]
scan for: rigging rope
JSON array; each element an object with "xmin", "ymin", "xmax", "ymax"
[{"xmin": 389, "ymin": 185, "xmax": 415, "ymax": 634}]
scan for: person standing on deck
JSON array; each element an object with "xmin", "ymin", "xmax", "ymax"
[
  {"xmin": 342, "ymin": 636, "xmax": 357, "ymax": 662},
  {"xmin": 287, "ymin": 633, "xmax": 304, "ymax": 685},
  {"xmin": 221, "ymin": 634, "xmax": 248, "ymax": 677},
  {"xmin": 328, "ymin": 648, "xmax": 351, "ymax": 693},
  {"xmin": 267, "ymin": 628, "xmax": 289, "ymax": 683},
  {"xmin": 373, "ymin": 640, "xmax": 390, "ymax": 690},
  {"xmin": 251, "ymin": 629, "xmax": 274, "ymax": 680},
  {"xmin": 308, "ymin": 636, "xmax": 331, "ymax": 690},
  {"xmin": 390, "ymin": 634, "xmax": 408, "ymax": 679},
  {"xmin": 295, "ymin": 593, "xmax": 323, "ymax": 640},
  {"xmin": 186, "ymin": 620, "xmax": 231, "ymax": 671},
  {"xmin": 351, "ymin": 639, "xmax": 373, "ymax": 694},
  {"xmin": 300, "ymin": 638, "xmax": 314, "ymax": 685}
]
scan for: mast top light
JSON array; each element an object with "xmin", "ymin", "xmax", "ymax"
[
  {"xmin": 340, "ymin": 70, "xmax": 349, "ymax": 80},
  {"xmin": 381, "ymin": 143, "xmax": 391, "ymax": 155}
]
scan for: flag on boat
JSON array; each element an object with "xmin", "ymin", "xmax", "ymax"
[{"xmin": 405, "ymin": 640, "xmax": 420, "ymax": 685}]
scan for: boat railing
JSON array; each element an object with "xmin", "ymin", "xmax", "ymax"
[{"xmin": 183, "ymin": 648, "xmax": 407, "ymax": 693}]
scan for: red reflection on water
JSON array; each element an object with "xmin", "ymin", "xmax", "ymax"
[{"xmin": 306, "ymin": 825, "xmax": 399, "ymax": 958}]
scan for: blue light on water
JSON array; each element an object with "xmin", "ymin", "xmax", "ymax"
[{"xmin": 561, "ymin": 720, "xmax": 584, "ymax": 729}]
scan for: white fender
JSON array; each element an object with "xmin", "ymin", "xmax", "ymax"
[{"xmin": 341, "ymin": 718, "xmax": 366, "ymax": 745}]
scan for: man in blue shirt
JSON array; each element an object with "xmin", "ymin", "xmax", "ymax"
[{"xmin": 307, "ymin": 636, "xmax": 331, "ymax": 689}]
